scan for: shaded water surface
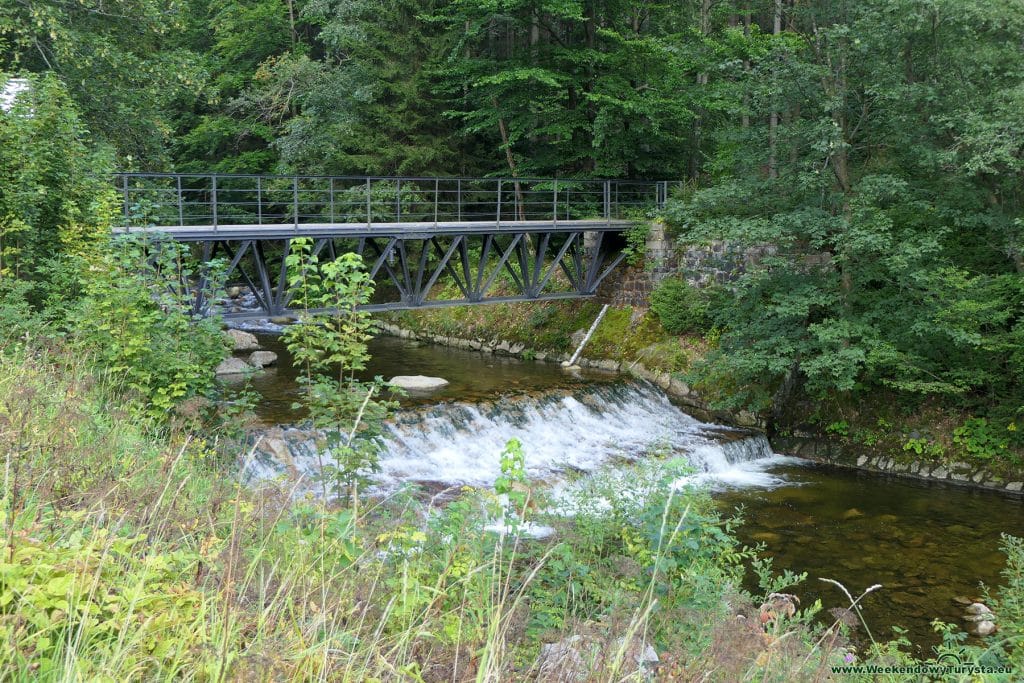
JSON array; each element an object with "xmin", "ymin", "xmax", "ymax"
[
  {"xmin": 716, "ymin": 462, "xmax": 1024, "ymax": 650},
  {"xmin": 241, "ymin": 331, "xmax": 1024, "ymax": 651},
  {"xmin": 245, "ymin": 334, "xmax": 616, "ymax": 423}
]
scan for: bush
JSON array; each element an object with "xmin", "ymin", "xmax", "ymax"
[
  {"xmin": 650, "ymin": 276, "xmax": 710, "ymax": 334},
  {"xmin": 0, "ymin": 73, "xmax": 114, "ymax": 286},
  {"xmin": 62, "ymin": 235, "xmax": 229, "ymax": 417}
]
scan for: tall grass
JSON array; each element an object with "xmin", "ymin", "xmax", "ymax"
[
  {"xmin": 7, "ymin": 343, "xmax": 1011, "ymax": 681},
  {"xmin": 0, "ymin": 346, "xmax": 673, "ymax": 680}
]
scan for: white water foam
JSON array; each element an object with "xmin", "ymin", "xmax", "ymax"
[{"xmin": 245, "ymin": 381, "xmax": 794, "ymax": 495}]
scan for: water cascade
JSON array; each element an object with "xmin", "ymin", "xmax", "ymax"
[{"xmin": 245, "ymin": 381, "xmax": 787, "ymax": 494}]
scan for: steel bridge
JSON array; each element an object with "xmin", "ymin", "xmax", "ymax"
[{"xmin": 114, "ymin": 173, "xmax": 669, "ymax": 318}]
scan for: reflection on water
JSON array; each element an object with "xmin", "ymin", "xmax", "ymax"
[
  {"xmin": 717, "ymin": 462, "xmax": 1024, "ymax": 651},
  {"xmin": 239, "ymin": 331, "xmax": 1024, "ymax": 652}
]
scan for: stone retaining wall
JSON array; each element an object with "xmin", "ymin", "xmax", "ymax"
[
  {"xmin": 774, "ymin": 434, "xmax": 1024, "ymax": 495},
  {"xmin": 677, "ymin": 240, "xmax": 776, "ymax": 288},
  {"xmin": 634, "ymin": 219, "xmax": 770, "ymax": 294}
]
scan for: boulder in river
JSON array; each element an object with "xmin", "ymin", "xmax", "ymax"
[
  {"xmin": 389, "ymin": 375, "xmax": 450, "ymax": 391},
  {"xmin": 962, "ymin": 602, "xmax": 997, "ymax": 636},
  {"xmin": 248, "ymin": 351, "xmax": 278, "ymax": 368},
  {"xmin": 226, "ymin": 328, "xmax": 260, "ymax": 351},
  {"xmin": 215, "ymin": 357, "xmax": 255, "ymax": 376}
]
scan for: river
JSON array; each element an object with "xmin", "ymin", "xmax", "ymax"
[{"xmin": 238, "ymin": 332, "xmax": 1024, "ymax": 652}]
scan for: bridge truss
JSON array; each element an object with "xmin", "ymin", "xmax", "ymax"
[{"xmin": 113, "ymin": 174, "xmax": 670, "ymax": 318}]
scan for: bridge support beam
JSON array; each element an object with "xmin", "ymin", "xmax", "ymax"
[{"xmin": 196, "ymin": 230, "xmax": 626, "ymax": 319}]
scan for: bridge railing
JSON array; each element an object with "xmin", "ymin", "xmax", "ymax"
[{"xmin": 113, "ymin": 174, "xmax": 671, "ymax": 230}]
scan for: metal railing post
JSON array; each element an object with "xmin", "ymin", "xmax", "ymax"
[
  {"xmin": 456, "ymin": 179, "xmax": 462, "ymax": 221},
  {"xmin": 329, "ymin": 177, "xmax": 335, "ymax": 223},
  {"xmin": 292, "ymin": 176, "xmax": 299, "ymax": 229},
  {"xmin": 496, "ymin": 179, "xmax": 502, "ymax": 227},
  {"xmin": 552, "ymin": 179, "xmax": 558, "ymax": 226},
  {"xmin": 257, "ymin": 176, "xmax": 263, "ymax": 225},
  {"xmin": 366, "ymin": 178, "xmax": 372, "ymax": 226},
  {"xmin": 603, "ymin": 180, "xmax": 610, "ymax": 228},
  {"xmin": 433, "ymin": 178, "xmax": 439, "ymax": 225},
  {"xmin": 122, "ymin": 174, "xmax": 129, "ymax": 230},
  {"xmin": 176, "ymin": 175, "xmax": 183, "ymax": 226},
  {"xmin": 396, "ymin": 178, "xmax": 402, "ymax": 222},
  {"xmin": 211, "ymin": 175, "xmax": 218, "ymax": 231}
]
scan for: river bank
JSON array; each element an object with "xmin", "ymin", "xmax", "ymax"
[{"xmin": 0, "ymin": 341, "xmax": 869, "ymax": 680}]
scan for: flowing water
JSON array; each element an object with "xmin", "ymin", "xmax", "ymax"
[{"xmin": 237, "ymin": 331, "xmax": 1024, "ymax": 651}]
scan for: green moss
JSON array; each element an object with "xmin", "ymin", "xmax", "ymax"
[{"xmin": 383, "ymin": 301, "xmax": 696, "ymax": 370}]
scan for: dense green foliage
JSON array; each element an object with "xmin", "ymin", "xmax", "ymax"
[
  {"xmin": 63, "ymin": 236, "xmax": 230, "ymax": 416},
  {"xmin": 0, "ymin": 81, "xmax": 228, "ymax": 414},
  {"xmin": 649, "ymin": 277, "xmax": 711, "ymax": 335},
  {"xmin": 0, "ymin": 74, "xmax": 112, "ymax": 284},
  {"xmin": 281, "ymin": 239, "xmax": 395, "ymax": 500},
  {"xmin": 656, "ymin": 0, "xmax": 1023, "ymax": 456}
]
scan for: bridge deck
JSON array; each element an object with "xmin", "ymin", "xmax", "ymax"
[
  {"xmin": 111, "ymin": 173, "xmax": 667, "ymax": 315},
  {"xmin": 113, "ymin": 219, "xmax": 631, "ymax": 241}
]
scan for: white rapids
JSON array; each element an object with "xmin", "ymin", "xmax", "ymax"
[{"xmin": 244, "ymin": 381, "xmax": 795, "ymax": 495}]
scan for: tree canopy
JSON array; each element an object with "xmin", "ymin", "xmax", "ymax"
[{"xmin": 3, "ymin": 0, "xmax": 1022, "ymax": 439}]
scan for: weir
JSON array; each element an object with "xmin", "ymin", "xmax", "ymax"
[
  {"xmin": 113, "ymin": 173, "xmax": 672, "ymax": 318},
  {"xmin": 246, "ymin": 381, "xmax": 783, "ymax": 494}
]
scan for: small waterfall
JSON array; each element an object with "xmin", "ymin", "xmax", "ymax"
[{"xmin": 245, "ymin": 381, "xmax": 788, "ymax": 494}]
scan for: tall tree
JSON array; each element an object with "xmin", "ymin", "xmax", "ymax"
[{"xmin": 1, "ymin": 0, "xmax": 202, "ymax": 163}]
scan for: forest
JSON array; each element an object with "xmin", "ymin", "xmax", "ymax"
[
  {"xmin": 4, "ymin": 0, "xmax": 1022, "ymax": 444},
  {"xmin": 2, "ymin": 0, "xmax": 1024, "ymax": 679}
]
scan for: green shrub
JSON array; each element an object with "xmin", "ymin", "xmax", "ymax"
[
  {"xmin": 0, "ymin": 73, "xmax": 115, "ymax": 285},
  {"xmin": 622, "ymin": 221, "xmax": 651, "ymax": 266},
  {"xmin": 953, "ymin": 417, "xmax": 1011, "ymax": 461},
  {"xmin": 281, "ymin": 240, "xmax": 396, "ymax": 504},
  {"xmin": 650, "ymin": 277, "xmax": 710, "ymax": 334},
  {"xmin": 62, "ymin": 236, "xmax": 229, "ymax": 417}
]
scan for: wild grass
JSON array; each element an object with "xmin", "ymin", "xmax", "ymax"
[{"xmin": 4, "ymin": 343, "xmax": 1022, "ymax": 681}]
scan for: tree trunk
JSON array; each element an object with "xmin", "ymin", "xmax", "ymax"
[
  {"xmin": 493, "ymin": 99, "xmax": 526, "ymax": 221},
  {"xmin": 690, "ymin": 0, "xmax": 711, "ymax": 179},
  {"xmin": 768, "ymin": 0, "xmax": 782, "ymax": 179},
  {"xmin": 742, "ymin": 9, "xmax": 751, "ymax": 129}
]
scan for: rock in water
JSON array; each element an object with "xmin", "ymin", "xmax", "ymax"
[
  {"xmin": 965, "ymin": 602, "xmax": 993, "ymax": 616},
  {"xmin": 963, "ymin": 602, "xmax": 997, "ymax": 636},
  {"xmin": 975, "ymin": 620, "xmax": 997, "ymax": 636},
  {"xmin": 215, "ymin": 357, "xmax": 254, "ymax": 375},
  {"xmin": 389, "ymin": 375, "xmax": 450, "ymax": 391},
  {"xmin": 248, "ymin": 351, "xmax": 279, "ymax": 368},
  {"xmin": 226, "ymin": 328, "xmax": 260, "ymax": 351}
]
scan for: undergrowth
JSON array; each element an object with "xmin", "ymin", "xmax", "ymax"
[{"xmin": 4, "ymin": 344, "xmax": 1024, "ymax": 680}]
